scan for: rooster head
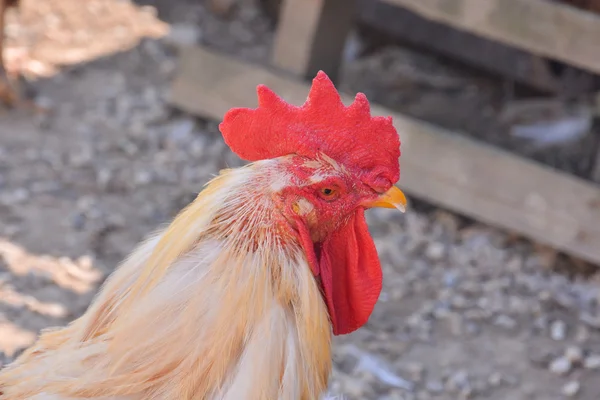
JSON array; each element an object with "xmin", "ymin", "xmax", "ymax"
[{"xmin": 219, "ymin": 71, "xmax": 405, "ymax": 335}]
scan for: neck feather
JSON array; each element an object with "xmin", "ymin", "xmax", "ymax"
[
  {"xmin": 0, "ymin": 162, "xmax": 334, "ymax": 399},
  {"xmin": 113, "ymin": 163, "xmax": 332, "ymax": 397}
]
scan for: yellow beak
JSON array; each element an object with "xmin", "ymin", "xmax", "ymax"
[{"xmin": 367, "ymin": 186, "xmax": 407, "ymax": 213}]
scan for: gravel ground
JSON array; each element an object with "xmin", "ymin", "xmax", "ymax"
[{"xmin": 1, "ymin": 0, "xmax": 600, "ymax": 399}]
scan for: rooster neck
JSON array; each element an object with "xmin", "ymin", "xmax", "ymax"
[
  {"xmin": 126, "ymin": 164, "xmax": 333, "ymax": 398},
  {"xmin": 207, "ymin": 185, "xmax": 296, "ymax": 255},
  {"xmin": 171, "ymin": 165, "xmax": 333, "ymax": 398}
]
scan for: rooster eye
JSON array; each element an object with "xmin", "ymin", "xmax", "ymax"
[{"xmin": 319, "ymin": 187, "xmax": 337, "ymax": 201}]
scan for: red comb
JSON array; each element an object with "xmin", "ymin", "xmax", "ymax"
[{"xmin": 219, "ymin": 71, "xmax": 400, "ymax": 188}]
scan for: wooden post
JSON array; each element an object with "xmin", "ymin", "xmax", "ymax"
[{"xmin": 270, "ymin": 0, "xmax": 354, "ymax": 83}]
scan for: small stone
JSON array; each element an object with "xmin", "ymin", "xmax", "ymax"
[
  {"xmin": 446, "ymin": 370, "xmax": 469, "ymax": 392},
  {"xmin": 562, "ymin": 380, "xmax": 580, "ymax": 397},
  {"xmin": 487, "ymin": 372, "xmax": 503, "ymax": 387},
  {"xmin": 407, "ymin": 313, "xmax": 423, "ymax": 327},
  {"xmin": 538, "ymin": 290, "xmax": 552, "ymax": 302},
  {"xmin": 96, "ymin": 168, "xmax": 113, "ymax": 188},
  {"xmin": 493, "ymin": 315, "xmax": 517, "ymax": 330},
  {"xmin": 549, "ymin": 356, "xmax": 572, "ymax": 375},
  {"xmin": 554, "ymin": 293, "xmax": 575, "ymax": 309},
  {"xmin": 134, "ymin": 170, "xmax": 153, "ymax": 186},
  {"xmin": 425, "ymin": 242, "xmax": 445, "ymax": 261},
  {"xmin": 583, "ymin": 354, "xmax": 600, "ymax": 369},
  {"xmin": 460, "ymin": 280, "xmax": 480, "ymax": 295},
  {"xmin": 565, "ymin": 346, "xmax": 584, "ymax": 365},
  {"xmin": 451, "ymin": 294, "xmax": 468, "ymax": 309},
  {"xmin": 163, "ymin": 23, "xmax": 202, "ymax": 48},
  {"xmin": 69, "ymin": 147, "xmax": 94, "ymax": 167},
  {"xmin": 116, "ymin": 138, "xmax": 139, "ymax": 156},
  {"xmin": 550, "ymin": 320, "xmax": 567, "ymax": 341},
  {"xmin": 443, "ymin": 271, "xmax": 459, "ymax": 288},
  {"xmin": 70, "ymin": 212, "xmax": 86, "ymax": 231}
]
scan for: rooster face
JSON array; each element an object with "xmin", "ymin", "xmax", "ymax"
[
  {"xmin": 266, "ymin": 153, "xmax": 406, "ymax": 336},
  {"xmin": 272, "ymin": 154, "xmax": 405, "ymax": 243}
]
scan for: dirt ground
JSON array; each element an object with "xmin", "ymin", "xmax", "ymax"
[{"xmin": 1, "ymin": 0, "xmax": 600, "ymax": 399}]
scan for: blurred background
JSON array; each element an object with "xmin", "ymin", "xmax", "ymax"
[{"xmin": 1, "ymin": 0, "xmax": 600, "ymax": 398}]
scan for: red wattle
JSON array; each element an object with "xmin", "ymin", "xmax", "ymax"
[{"xmin": 296, "ymin": 209, "xmax": 383, "ymax": 335}]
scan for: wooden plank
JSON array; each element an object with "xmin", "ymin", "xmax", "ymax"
[
  {"xmin": 380, "ymin": 0, "xmax": 600, "ymax": 76},
  {"xmin": 356, "ymin": 0, "xmax": 597, "ymax": 94},
  {"xmin": 170, "ymin": 45, "xmax": 600, "ymax": 265},
  {"xmin": 270, "ymin": 0, "xmax": 354, "ymax": 83}
]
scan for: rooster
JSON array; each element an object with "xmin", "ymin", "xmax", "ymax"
[{"xmin": 0, "ymin": 71, "xmax": 406, "ymax": 399}]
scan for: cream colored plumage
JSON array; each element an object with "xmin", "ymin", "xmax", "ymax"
[{"xmin": 0, "ymin": 160, "xmax": 332, "ymax": 399}]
